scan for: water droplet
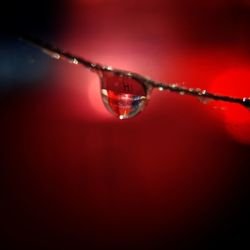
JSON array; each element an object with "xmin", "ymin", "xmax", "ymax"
[
  {"xmin": 43, "ymin": 49, "xmax": 60, "ymax": 60},
  {"xmin": 100, "ymin": 72, "xmax": 148, "ymax": 119},
  {"xmin": 171, "ymin": 84, "xmax": 177, "ymax": 89},
  {"xmin": 202, "ymin": 90, "xmax": 207, "ymax": 95},
  {"xmin": 70, "ymin": 58, "xmax": 78, "ymax": 64},
  {"xmin": 158, "ymin": 86, "xmax": 164, "ymax": 91},
  {"xmin": 106, "ymin": 66, "xmax": 113, "ymax": 71},
  {"xmin": 197, "ymin": 89, "xmax": 207, "ymax": 96},
  {"xmin": 101, "ymin": 90, "xmax": 147, "ymax": 119},
  {"xmin": 179, "ymin": 91, "xmax": 185, "ymax": 95}
]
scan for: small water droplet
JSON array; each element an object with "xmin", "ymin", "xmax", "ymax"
[
  {"xmin": 179, "ymin": 91, "xmax": 185, "ymax": 95},
  {"xmin": 158, "ymin": 86, "xmax": 164, "ymax": 91},
  {"xmin": 197, "ymin": 89, "xmax": 207, "ymax": 96},
  {"xmin": 171, "ymin": 84, "xmax": 177, "ymax": 89},
  {"xmin": 53, "ymin": 53, "xmax": 60, "ymax": 59},
  {"xmin": 70, "ymin": 58, "xmax": 78, "ymax": 64},
  {"xmin": 106, "ymin": 66, "xmax": 113, "ymax": 71},
  {"xmin": 43, "ymin": 49, "xmax": 60, "ymax": 60}
]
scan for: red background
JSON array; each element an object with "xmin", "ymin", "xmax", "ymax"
[{"xmin": 1, "ymin": 0, "xmax": 250, "ymax": 249}]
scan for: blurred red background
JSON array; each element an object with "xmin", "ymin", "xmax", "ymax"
[{"xmin": 1, "ymin": 0, "xmax": 250, "ymax": 249}]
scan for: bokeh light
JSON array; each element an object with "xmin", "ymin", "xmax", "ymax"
[{"xmin": 209, "ymin": 66, "xmax": 250, "ymax": 144}]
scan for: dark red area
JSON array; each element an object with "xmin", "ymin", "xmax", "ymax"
[{"xmin": 1, "ymin": 0, "xmax": 250, "ymax": 249}]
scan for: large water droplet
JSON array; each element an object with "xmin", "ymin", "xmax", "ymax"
[{"xmin": 100, "ymin": 72, "xmax": 148, "ymax": 119}]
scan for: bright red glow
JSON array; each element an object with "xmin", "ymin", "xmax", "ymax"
[{"xmin": 210, "ymin": 67, "xmax": 250, "ymax": 144}]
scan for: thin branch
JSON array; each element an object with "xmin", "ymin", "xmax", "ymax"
[{"xmin": 19, "ymin": 35, "xmax": 250, "ymax": 109}]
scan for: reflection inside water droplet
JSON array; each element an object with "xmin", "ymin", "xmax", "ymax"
[
  {"xmin": 100, "ymin": 72, "xmax": 148, "ymax": 119},
  {"xmin": 101, "ymin": 89, "xmax": 147, "ymax": 119}
]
